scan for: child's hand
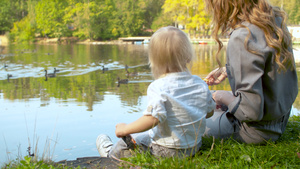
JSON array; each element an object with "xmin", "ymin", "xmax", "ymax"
[
  {"xmin": 216, "ymin": 104, "xmax": 228, "ymax": 111},
  {"xmin": 206, "ymin": 110, "xmax": 214, "ymax": 118},
  {"xmin": 115, "ymin": 123, "xmax": 127, "ymax": 138}
]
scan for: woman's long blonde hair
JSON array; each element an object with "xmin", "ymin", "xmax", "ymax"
[
  {"xmin": 205, "ymin": 0, "xmax": 294, "ymax": 72},
  {"xmin": 148, "ymin": 26, "xmax": 195, "ymax": 79}
]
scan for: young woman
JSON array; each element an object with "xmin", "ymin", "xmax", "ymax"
[
  {"xmin": 96, "ymin": 26, "xmax": 215, "ymax": 158},
  {"xmin": 203, "ymin": 0, "xmax": 298, "ymax": 144}
]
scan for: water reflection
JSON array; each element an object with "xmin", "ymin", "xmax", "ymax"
[{"xmin": 0, "ymin": 44, "xmax": 299, "ymax": 165}]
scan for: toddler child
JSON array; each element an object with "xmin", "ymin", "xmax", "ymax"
[{"xmin": 96, "ymin": 26, "xmax": 215, "ymax": 158}]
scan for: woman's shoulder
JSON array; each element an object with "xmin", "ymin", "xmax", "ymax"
[
  {"xmin": 231, "ymin": 22, "xmax": 264, "ymax": 38},
  {"xmin": 230, "ymin": 22, "xmax": 268, "ymax": 48}
]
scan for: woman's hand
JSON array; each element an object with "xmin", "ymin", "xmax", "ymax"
[
  {"xmin": 204, "ymin": 67, "xmax": 227, "ymax": 86},
  {"xmin": 115, "ymin": 123, "xmax": 127, "ymax": 138}
]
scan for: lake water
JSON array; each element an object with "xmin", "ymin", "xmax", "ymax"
[{"xmin": 0, "ymin": 43, "xmax": 299, "ymax": 165}]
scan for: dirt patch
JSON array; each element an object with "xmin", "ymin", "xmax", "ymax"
[{"xmin": 56, "ymin": 157, "xmax": 120, "ymax": 169}]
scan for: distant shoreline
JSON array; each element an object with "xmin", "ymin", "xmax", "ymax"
[
  {"xmin": 0, "ymin": 35, "xmax": 8, "ymax": 46},
  {"xmin": 33, "ymin": 37, "xmax": 224, "ymax": 45},
  {"xmin": 1, "ymin": 35, "xmax": 300, "ymax": 46}
]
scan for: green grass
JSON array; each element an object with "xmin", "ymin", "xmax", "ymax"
[
  {"xmin": 2, "ymin": 116, "xmax": 300, "ymax": 169},
  {"xmin": 1, "ymin": 156, "xmax": 66, "ymax": 169},
  {"xmin": 121, "ymin": 115, "xmax": 300, "ymax": 169}
]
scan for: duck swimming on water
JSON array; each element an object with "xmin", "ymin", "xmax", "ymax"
[
  {"xmin": 7, "ymin": 74, "xmax": 12, "ymax": 82},
  {"xmin": 102, "ymin": 65, "xmax": 108, "ymax": 73},
  {"xmin": 54, "ymin": 68, "xmax": 60, "ymax": 72},
  {"xmin": 125, "ymin": 64, "xmax": 138, "ymax": 77},
  {"xmin": 126, "ymin": 70, "xmax": 138, "ymax": 77},
  {"xmin": 45, "ymin": 69, "xmax": 56, "ymax": 78},
  {"xmin": 117, "ymin": 77, "xmax": 128, "ymax": 87},
  {"xmin": 117, "ymin": 77, "xmax": 128, "ymax": 84}
]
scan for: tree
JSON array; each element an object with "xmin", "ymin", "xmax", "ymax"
[
  {"xmin": 162, "ymin": 0, "xmax": 210, "ymax": 37},
  {"xmin": 0, "ymin": 0, "xmax": 28, "ymax": 34},
  {"xmin": 89, "ymin": 0, "xmax": 117, "ymax": 40},
  {"xmin": 35, "ymin": 0, "xmax": 70, "ymax": 38},
  {"xmin": 9, "ymin": 0, "xmax": 38, "ymax": 42},
  {"xmin": 63, "ymin": 0, "xmax": 92, "ymax": 39},
  {"xmin": 112, "ymin": 0, "xmax": 147, "ymax": 37},
  {"xmin": 143, "ymin": 0, "xmax": 165, "ymax": 29},
  {"xmin": 270, "ymin": 0, "xmax": 300, "ymax": 25}
]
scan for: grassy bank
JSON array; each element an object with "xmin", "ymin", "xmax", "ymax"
[
  {"xmin": 122, "ymin": 115, "xmax": 300, "ymax": 168},
  {"xmin": 2, "ymin": 115, "xmax": 300, "ymax": 169}
]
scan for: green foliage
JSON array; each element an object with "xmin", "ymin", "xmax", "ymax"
[
  {"xmin": 162, "ymin": 0, "xmax": 211, "ymax": 37},
  {"xmin": 63, "ymin": 1, "xmax": 91, "ymax": 39},
  {"xmin": 0, "ymin": 0, "xmax": 27, "ymax": 35},
  {"xmin": 35, "ymin": 0, "xmax": 70, "ymax": 38},
  {"xmin": 9, "ymin": 16, "xmax": 36, "ymax": 42},
  {"xmin": 0, "ymin": 0, "xmax": 14, "ymax": 34},
  {"xmin": 89, "ymin": 0, "xmax": 116, "ymax": 40},
  {"xmin": 151, "ymin": 11, "xmax": 173, "ymax": 31},
  {"xmin": 2, "ymin": 156, "xmax": 61, "ymax": 169},
  {"xmin": 113, "ymin": 0, "xmax": 147, "ymax": 37},
  {"xmin": 6, "ymin": 0, "xmax": 164, "ymax": 41},
  {"xmin": 143, "ymin": 0, "xmax": 165, "ymax": 29},
  {"xmin": 3, "ymin": 0, "xmax": 300, "ymax": 41},
  {"xmin": 269, "ymin": 0, "xmax": 300, "ymax": 25}
]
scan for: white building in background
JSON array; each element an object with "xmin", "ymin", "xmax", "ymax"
[
  {"xmin": 290, "ymin": 26, "xmax": 300, "ymax": 63},
  {"xmin": 288, "ymin": 26, "xmax": 300, "ymax": 40}
]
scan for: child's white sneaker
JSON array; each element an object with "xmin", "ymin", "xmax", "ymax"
[{"xmin": 96, "ymin": 134, "xmax": 113, "ymax": 157}]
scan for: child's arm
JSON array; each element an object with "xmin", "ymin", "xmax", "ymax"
[{"xmin": 115, "ymin": 115, "xmax": 159, "ymax": 138}]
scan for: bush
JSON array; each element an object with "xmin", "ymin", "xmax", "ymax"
[{"xmin": 10, "ymin": 16, "xmax": 36, "ymax": 42}]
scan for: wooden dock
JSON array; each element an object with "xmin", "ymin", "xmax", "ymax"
[{"xmin": 119, "ymin": 37, "xmax": 151, "ymax": 44}]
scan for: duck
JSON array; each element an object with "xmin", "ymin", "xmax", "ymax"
[
  {"xmin": 125, "ymin": 64, "xmax": 138, "ymax": 77},
  {"xmin": 7, "ymin": 74, "xmax": 12, "ymax": 79},
  {"xmin": 54, "ymin": 68, "xmax": 60, "ymax": 73},
  {"xmin": 45, "ymin": 69, "xmax": 56, "ymax": 77},
  {"xmin": 125, "ymin": 64, "xmax": 129, "ymax": 70},
  {"xmin": 7, "ymin": 74, "xmax": 12, "ymax": 82},
  {"xmin": 117, "ymin": 77, "xmax": 129, "ymax": 87},
  {"xmin": 102, "ymin": 65, "xmax": 108, "ymax": 73},
  {"xmin": 126, "ymin": 70, "xmax": 138, "ymax": 77},
  {"xmin": 117, "ymin": 77, "xmax": 128, "ymax": 84}
]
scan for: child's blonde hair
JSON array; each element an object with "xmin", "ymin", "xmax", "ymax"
[{"xmin": 148, "ymin": 26, "xmax": 195, "ymax": 79}]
